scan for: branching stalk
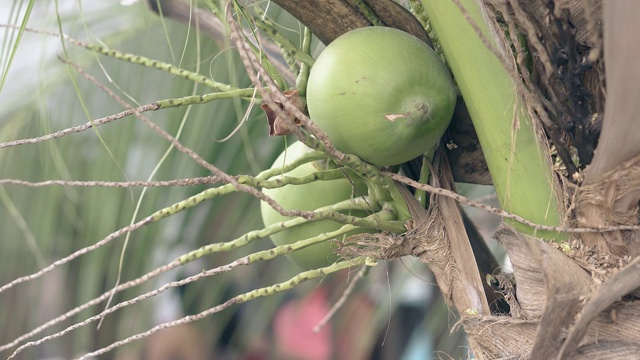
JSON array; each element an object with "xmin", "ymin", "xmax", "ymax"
[
  {"xmin": 71, "ymin": 257, "xmax": 368, "ymax": 360},
  {"xmin": 241, "ymin": 4, "xmax": 315, "ymax": 67},
  {"xmin": 178, "ymin": 197, "xmax": 399, "ymax": 264},
  {"xmin": 296, "ymin": 26, "xmax": 312, "ymax": 96}
]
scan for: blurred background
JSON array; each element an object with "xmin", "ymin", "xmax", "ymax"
[{"xmin": 0, "ymin": 1, "xmax": 499, "ymax": 359}]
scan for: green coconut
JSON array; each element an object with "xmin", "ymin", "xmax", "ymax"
[
  {"xmin": 306, "ymin": 26, "xmax": 457, "ymax": 166},
  {"xmin": 260, "ymin": 141, "xmax": 372, "ymax": 269}
]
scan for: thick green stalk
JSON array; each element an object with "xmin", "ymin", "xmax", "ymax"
[{"xmin": 421, "ymin": 0, "xmax": 564, "ymax": 240}]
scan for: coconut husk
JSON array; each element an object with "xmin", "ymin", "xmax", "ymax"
[
  {"xmin": 487, "ymin": 0, "xmax": 604, "ymax": 175},
  {"xmin": 574, "ymin": 0, "xmax": 640, "ymax": 258},
  {"xmin": 402, "ymin": 152, "xmax": 491, "ymax": 315},
  {"xmin": 450, "ymin": 225, "xmax": 640, "ymax": 359},
  {"xmin": 576, "ymin": 153, "xmax": 640, "ymax": 258}
]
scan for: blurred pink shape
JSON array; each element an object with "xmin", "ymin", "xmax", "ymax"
[{"xmin": 274, "ymin": 287, "xmax": 332, "ymax": 360}]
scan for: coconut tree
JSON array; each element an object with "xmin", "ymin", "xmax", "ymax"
[{"xmin": 1, "ymin": 0, "xmax": 639, "ymax": 359}]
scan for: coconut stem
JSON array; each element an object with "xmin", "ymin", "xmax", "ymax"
[{"xmin": 421, "ymin": 0, "xmax": 565, "ymax": 240}]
